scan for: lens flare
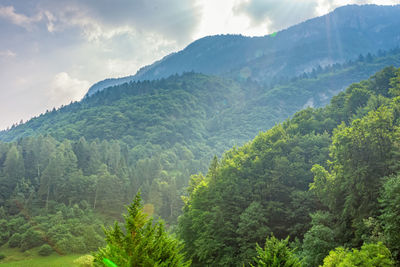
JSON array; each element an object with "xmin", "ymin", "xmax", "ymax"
[{"xmin": 103, "ymin": 258, "xmax": 118, "ymax": 267}]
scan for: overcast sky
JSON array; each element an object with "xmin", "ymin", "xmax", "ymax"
[{"xmin": 0, "ymin": 0, "xmax": 399, "ymax": 130}]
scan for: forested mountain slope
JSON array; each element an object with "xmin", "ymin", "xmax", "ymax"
[
  {"xmin": 87, "ymin": 4, "xmax": 400, "ymax": 96},
  {"xmin": 178, "ymin": 66, "xmax": 400, "ymax": 266},
  {"xmin": 2, "ymin": 67, "xmax": 400, "ymax": 265},
  {"xmin": 3, "ymin": 48, "xmax": 400, "ymax": 146},
  {"xmin": 1, "ymin": 49, "xmax": 400, "ymax": 228}
]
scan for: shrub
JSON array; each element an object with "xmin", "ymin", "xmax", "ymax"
[
  {"xmin": 73, "ymin": 255, "xmax": 94, "ymax": 267},
  {"xmin": 38, "ymin": 244, "xmax": 53, "ymax": 256},
  {"xmin": 321, "ymin": 242, "xmax": 394, "ymax": 266},
  {"xmin": 0, "ymin": 253, "xmax": 5, "ymax": 260},
  {"xmin": 70, "ymin": 236, "xmax": 87, "ymax": 253},
  {"xmin": 20, "ymin": 229, "xmax": 44, "ymax": 251},
  {"xmin": 0, "ymin": 219, "xmax": 9, "ymax": 246},
  {"xmin": 56, "ymin": 235, "xmax": 87, "ymax": 254},
  {"xmin": 8, "ymin": 233, "xmax": 22, "ymax": 248},
  {"xmin": 82, "ymin": 226, "xmax": 104, "ymax": 252}
]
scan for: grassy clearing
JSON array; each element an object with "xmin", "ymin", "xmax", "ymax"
[{"xmin": 0, "ymin": 247, "xmax": 83, "ymax": 267}]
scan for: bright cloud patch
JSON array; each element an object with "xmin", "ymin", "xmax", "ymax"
[
  {"xmin": 0, "ymin": 5, "xmax": 43, "ymax": 30},
  {"xmin": 49, "ymin": 72, "xmax": 89, "ymax": 105},
  {"xmin": 233, "ymin": 0, "xmax": 318, "ymax": 31},
  {"xmin": 0, "ymin": 49, "xmax": 16, "ymax": 57}
]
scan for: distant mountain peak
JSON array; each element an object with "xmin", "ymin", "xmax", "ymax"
[{"xmin": 86, "ymin": 4, "xmax": 400, "ymax": 97}]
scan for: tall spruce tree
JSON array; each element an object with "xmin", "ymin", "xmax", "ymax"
[{"xmin": 94, "ymin": 192, "xmax": 190, "ymax": 267}]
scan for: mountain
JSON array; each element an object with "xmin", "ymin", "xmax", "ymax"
[
  {"xmin": 86, "ymin": 4, "xmax": 400, "ymax": 96},
  {"xmin": 1, "ymin": 4, "xmax": 400, "ymax": 234},
  {"xmin": 2, "ymin": 48, "xmax": 400, "ymax": 146},
  {"xmin": 3, "ymin": 48, "xmax": 400, "ymax": 145},
  {"xmin": 179, "ymin": 66, "xmax": 400, "ymax": 266},
  {"xmin": 0, "ymin": 50, "xmax": 399, "ymax": 227}
]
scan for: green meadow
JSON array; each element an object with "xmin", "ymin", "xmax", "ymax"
[{"xmin": 0, "ymin": 247, "xmax": 83, "ymax": 267}]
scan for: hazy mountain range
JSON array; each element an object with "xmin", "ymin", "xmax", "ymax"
[{"xmin": 86, "ymin": 4, "xmax": 400, "ymax": 96}]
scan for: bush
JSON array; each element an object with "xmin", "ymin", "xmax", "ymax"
[
  {"xmin": 20, "ymin": 229, "xmax": 44, "ymax": 251},
  {"xmin": 0, "ymin": 219, "xmax": 9, "ymax": 246},
  {"xmin": 8, "ymin": 233, "xmax": 22, "ymax": 248},
  {"xmin": 0, "ymin": 253, "xmax": 5, "ymax": 260},
  {"xmin": 73, "ymin": 255, "xmax": 94, "ymax": 267},
  {"xmin": 38, "ymin": 244, "xmax": 53, "ymax": 256},
  {"xmin": 82, "ymin": 226, "xmax": 104, "ymax": 252},
  {"xmin": 56, "ymin": 235, "xmax": 87, "ymax": 254},
  {"xmin": 321, "ymin": 242, "xmax": 394, "ymax": 266}
]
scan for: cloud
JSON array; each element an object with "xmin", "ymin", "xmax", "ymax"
[
  {"xmin": 75, "ymin": 0, "xmax": 201, "ymax": 43},
  {"xmin": 315, "ymin": 0, "xmax": 400, "ymax": 15},
  {"xmin": 48, "ymin": 72, "xmax": 89, "ymax": 105},
  {"xmin": 0, "ymin": 1, "xmax": 196, "ymax": 131},
  {"xmin": 233, "ymin": 0, "xmax": 319, "ymax": 31},
  {"xmin": 0, "ymin": 5, "xmax": 43, "ymax": 30},
  {"xmin": 1, "ymin": 1, "xmax": 201, "ymax": 44},
  {"xmin": 233, "ymin": 0, "xmax": 400, "ymax": 32},
  {"xmin": 0, "ymin": 49, "xmax": 16, "ymax": 57},
  {"xmin": 29, "ymin": 0, "xmax": 201, "ymax": 44}
]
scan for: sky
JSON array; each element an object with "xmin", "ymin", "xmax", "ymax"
[{"xmin": 0, "ymin": 0, "xmax": 399, "ymax": 130}]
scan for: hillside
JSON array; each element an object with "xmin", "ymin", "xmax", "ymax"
[
  {"xmin": 3, "ymin": 2, "xmax": 400, "ymax": 266},
  {"xmin": 179, "ymin": 66, "xmax": 400, "ymax": 266},
  {"xmin": 2, "ymin": 48, "xmax": 400, "ymax": 147},
  {"xmin": 0, "ymin": 49, "xmax": 399, "ymax": 229},
  {"xmin": 2, "ymin": 66, "xmax": 400, "ymax": 266},
  {"xmin": 87, "ymin": 4, "xmax": 400, "ymax": 96}
]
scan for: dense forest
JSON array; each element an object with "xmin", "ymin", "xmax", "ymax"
[
  {"xmin": 178, "ymin": 66, "xmax": 400, "ymax": 266},
  {"xmin": 0, "ymin": 49, "xmax": 399, "ymax": 230},
  {"xmin": 1, "ymin": 64, "xmax": 400, "ymax": 266},
  {"xmin": 2, "ymin": 3, "xmax": 400, "ymax": 267}
]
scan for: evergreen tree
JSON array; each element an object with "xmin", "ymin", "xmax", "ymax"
[
  {"xmin": 250, "ymin": 235, "xmax": 301, "ymax": 267},
  {"xmin": 379, "ymin": 174, "xmax": 400, "ymax": 261},
  {"xmin": 94, "ymin": 192, "xmax": 190, "ymax": 267}
]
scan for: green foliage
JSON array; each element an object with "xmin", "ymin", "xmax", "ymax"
[
  {"xmin": 389, "ymin": 68, "xmax": 400, "ymax": 96},
  {"xmin": 38, "ymin": 244, "xmax": 53, "ymax": 256},
  {"xmin": 236, "ymin": 201, "xmax": 270, "ymax": 262},
  {"xmin": 379, "ymin": 174, "xmax": 400, "ymax": 261},
  {"xmin": 94, "ymin": 192, "xmax": 190, "ymax": 267},
  {"xmin": 8, "ymin": 233, "xmax": 22, "ymax": 248},
  {"xmin": 321, "ymin": 242, "xmax": 394, "ymax": 267},
  {"xmin": 0, "ymin": 203, "xmax": 105, "ymax": 254},
  {"xmin": 0, "ymin": 219, "xmax": 9, "ymax": 246},
  {"xmin": 0, "ymin": 254, "xmax": 5, "ymax": 260},
  {"xmin": 179, "ymin": 67, "xmax": 400, "ymax": 266},
  {"xmin": 309, "ymin": 101, "xmax": 400, "ymax": 246},
  {"xmin": 73, "ymin": 255, "xmax": 94, "ymax": 267},
  {"xmin": 301, "ymin": 212, "xmax": 337, "ymax": 267},
  {"xmin": 20, "ymin": 229, "xmax": 44, "ymax": 251},
  {"xmin": 0, "ymin": 44, "xmax": 399, "ymax": 267},
  {"xmin": 250, "ymin": 235, "xmax": 301, "ymax": 267},
  {"xmin": 1, "ymin": 50, "xmax": 400, "ymax": 227}
]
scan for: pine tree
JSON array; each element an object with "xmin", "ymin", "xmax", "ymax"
[
  {"xmin": 250, "ymin": 235, "xmax": 301, "ymax": 267},
  {"xmin": 94, "ymin": 192, "xmax": 190, "ymax": 267}
]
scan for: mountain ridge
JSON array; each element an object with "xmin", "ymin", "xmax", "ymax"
[
  {"xmin": 86, "ymin": 4, "xmax": 400, "ymax": 96},
  {"xmin": 3, "ymin": 47, "xmax": 400, "ymax": 145}
]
